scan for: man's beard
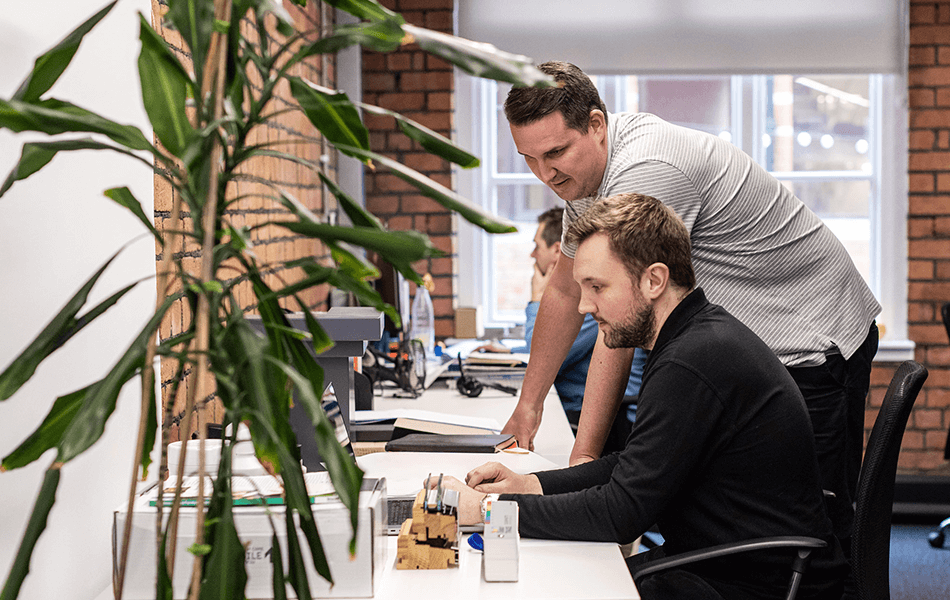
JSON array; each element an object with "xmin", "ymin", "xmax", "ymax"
[{"xmin": 602, "ymin": 302, "xmax": 656, "ymax": 349}]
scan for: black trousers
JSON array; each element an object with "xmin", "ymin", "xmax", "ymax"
[{"xmin": 785, "ymin": 323, "xmax": 879, "ymax": 542}]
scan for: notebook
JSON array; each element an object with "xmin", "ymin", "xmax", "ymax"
[{"xmin": 384, "ymin": 433, "xmax": 517, "ymax": 453}]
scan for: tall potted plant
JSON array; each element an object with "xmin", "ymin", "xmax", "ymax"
[{"xmin": 0, "ymin": 1, "xmax": 551, "ymax": 598}]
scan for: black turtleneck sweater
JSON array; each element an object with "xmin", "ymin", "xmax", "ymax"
[{"xmin": 500, "ymin": 288, "xmax": 845, "ymax": 599}]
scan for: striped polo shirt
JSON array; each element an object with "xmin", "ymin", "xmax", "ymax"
[{"xmin": 561, "ymin": 112, "xmax": 881, "ymax": 366}]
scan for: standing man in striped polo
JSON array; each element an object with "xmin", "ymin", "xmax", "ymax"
[{"xmin": 500, "ymin": 61, "xmax": 879, "ymax": 586}]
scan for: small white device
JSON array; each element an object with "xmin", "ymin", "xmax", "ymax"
[{"xmin": 481, "ymin": 499, "xmax": 519, "ymax": 582}]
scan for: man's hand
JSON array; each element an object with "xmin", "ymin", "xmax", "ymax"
[
  {"xmin": 466, "ymin": 462, "xmax": 543, "ymax": 495},
  {"xmin": 530, "ymin": 261, "xmax": 555, "ymax": 302},
  {"xmin": 501, "ymin": 402, "xmax": 542, "ymax": 451},
  {"xmin": 423, "ymin": 475, "xmax": 484, "ymax": 526}
]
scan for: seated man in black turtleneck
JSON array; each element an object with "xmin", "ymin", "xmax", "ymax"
[{"xmin": 431, "ymin": 193, "xmax": 846, "ymax": 600}]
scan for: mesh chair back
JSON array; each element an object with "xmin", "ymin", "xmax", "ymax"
[{"xmin": 851, "ymin": 360, "xmax": 928, "ymax": 600}]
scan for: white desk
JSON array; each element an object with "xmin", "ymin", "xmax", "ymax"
[
  {"xmin": 365, "ymin": 536, "xmax": 637, "ymax": 600},
  {"xmin": 352, "ymin": 382, "xmax": 639, "ymax": 600},
  {"xmin": 98, "ymin": 384, "xmax": 640, "ymax": 600}
]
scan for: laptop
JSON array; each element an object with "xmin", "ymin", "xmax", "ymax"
[{"xmin": 316, "ymin": 383, "xmax": 480, "ymax": 535}]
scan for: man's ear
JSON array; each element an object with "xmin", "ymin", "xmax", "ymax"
[
  {"xmin": 588, "ymin": 110, "xmax": 607, "ymax": 139},
  {"xmin": 552, "ymin": 241, "xmax": 561, "ymax": 256},
  {"xmin": 640, "ymin": 263, "xmax": 670, "ymax": 301}
]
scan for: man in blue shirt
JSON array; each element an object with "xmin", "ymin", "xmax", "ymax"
[{"xmin": 482, "ymin": 208, "xmax": 646, "ymax": 452}]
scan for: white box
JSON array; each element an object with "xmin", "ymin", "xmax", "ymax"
[
  {"xmin": 113, "ymin": 483, "xmax": 386, "ymax": 599},
  {"xmin": 482, "ymin": 500, "xmax": 519, "ymax": 582}
]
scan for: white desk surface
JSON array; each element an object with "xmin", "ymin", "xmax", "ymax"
[
  {"xmin": 363, "ymin": 535, "xmax": 637, "ymax": 600},
  {"xmin": 97, "ymin": 383, "xmax": 640, "ymax": 600}
]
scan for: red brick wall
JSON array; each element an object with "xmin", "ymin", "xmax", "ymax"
[
  {"xmin": 153, "ymin": 0, "xmax": 334, "ymax": 441},
  {"xmin": 879, "ymin": 0, "xmax": 950, "ymax": 475},
  {"xmin": 362, "ymin": 0, "xmax": 458, "ymax": 339}
]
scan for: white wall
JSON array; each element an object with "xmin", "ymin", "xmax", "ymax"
[{"xmin": 0, "ymin": 1, "xmax": 155, "ymax": 599}]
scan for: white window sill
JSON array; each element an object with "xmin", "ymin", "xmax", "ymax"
[{"xmin": 874, "ymin": 339, "xmax": 916, "ymax": 363}]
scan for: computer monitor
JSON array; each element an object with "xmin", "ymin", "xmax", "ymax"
[{"xmin": 370, "ymin": 256, "xmax": 410, "ymax": 339}]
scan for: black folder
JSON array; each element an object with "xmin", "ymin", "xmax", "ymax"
[{"xmin": 384, "ymin": 433, "xmax": 517, "ymax": 453}]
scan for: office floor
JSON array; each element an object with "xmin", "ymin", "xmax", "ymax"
[{"xmin": 891, "ymin": 520, "xmax": 950, "ymax": 599}]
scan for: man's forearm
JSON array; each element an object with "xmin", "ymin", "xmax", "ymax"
[{"xmin": 570, "ymin": 335, "xmax": 635, "ymax": 464}]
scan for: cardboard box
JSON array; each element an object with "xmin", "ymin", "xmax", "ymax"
[
  {"xmin": 454, "ymin": 306, "xmax": 484, "ymax": 339},
  {"xmin": 113, "ymin": 483, "xmax": 386, "ymax": 599}
]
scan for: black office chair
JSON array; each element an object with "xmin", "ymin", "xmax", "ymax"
[
  {"xmin": 630, "ymin": 360, "xmax": 928, "ymax": 600},
  {"xmin": 852, "ymin": 360, "xmax": 927, "ymax": 600}
]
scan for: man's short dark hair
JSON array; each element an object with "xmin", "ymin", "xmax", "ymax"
[
  {"xmin": 565, "ymin": 193, "xmax": 696, "ymax": 290},
  {"xmin": 537, "ymin": 207, "xmax": 564, "ymax": 247},
  {"xmin": 504, "ymin": 61, "xmax": 608, "ymax": 132}
]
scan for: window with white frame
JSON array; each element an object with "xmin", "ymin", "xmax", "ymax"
[{"xmin": 455, "ymin": 72, "xmax": 911, "ymax": 359}]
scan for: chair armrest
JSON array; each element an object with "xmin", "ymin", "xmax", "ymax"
[{"xmin": 630, "ymin": 536, "xmax": 827, "ymax": 584}]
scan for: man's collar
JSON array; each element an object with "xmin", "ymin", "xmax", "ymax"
[{"xmin": 650, "ymin": 288, "xmax": 708, "ymax": 352}]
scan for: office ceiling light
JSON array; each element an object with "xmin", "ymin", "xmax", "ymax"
[{"xmin": 795, "ymin": 77, "xmax": 869, "ymax": 108}]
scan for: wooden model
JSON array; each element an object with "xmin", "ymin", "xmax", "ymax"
[{"xmin": 395, "ymin": 489, "xmax": 459, "ymax": 569}]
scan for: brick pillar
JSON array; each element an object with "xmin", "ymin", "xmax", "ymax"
[
  {"xmin": 153, "ymin": 1, "xmax": 334, "ymax": 441},
  {"xmin": 362, "ymin": 0, "xmax": 458, "ymax": 340},
  {"xmin": 877, "ymin": 0, "xmax": 950, "ymax": 474}
]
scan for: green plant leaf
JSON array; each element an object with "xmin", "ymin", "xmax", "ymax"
[
  {"xmin": 218, "ymin": 320, "xmax": 291, "ymax": 472},
  {"xmin": 140, "ymin": 368, "xmax": 158, "ymax": 480},
  {"xmin": 274, "ymin": 194, "xmax": 437, "ymax": 263},
  {"xmin": 0, "ymin": 138, "xmax": 154, "ymax": 199},
  {"xmin": 218, "ymin": 318, "xmax": 335, "ymax": 585},
  {"xmin": 56, "ymin": 294, "xmax": 176, "ymax": 464},
  {"xmin": 404, "ymin": 24, "xmax": 556, "ymax": 88},
  {"xmin": 270, "ymin": 533, "xmax": 288, "ymax": 600},
  {"xmin": 335, "ymin": 144, "xmax": 518, "ymax": 234},
  {"xmin": 156, "ymin": 532, "xmax": 173, "ymax": 600},
  {"xmin": 0, "ymin": 468, "xmax": 60, "ymax": 600},
  {"xmin": 285, "ymin": 256, "xmax": 397, "ymax": 325},
  {"xmin": 243, "ymin": 280, "xmax": 359, "ymax": 565},
  {"xmin": 261, "ymin": 1, "xmax": 295, "ymax": 37},
  {"xmin": 0, "ymin": 98, "xmax": 153, "ymax": 151},
  {"xmin": 297, "ymin": 303, "xmax": 336, "ymax": 359},
  {"xmin": 0, "ymin": 252, "xmax": 134, "ymax": 402},
  {"xmin": 326, "ymin": 243, "xmax": 382, "ymax": 280},
  {"xmin": 289, "ymin": 20, "xmax": 405, "ymax": 57},
  {"xmin": 104, "ymin": 187, "xmax": 161, "ymax": 242},
  {"xmin": 288, "ymin": 78, "xmax": 370, "ymax": 154},
  {"xmin": 318, "ymin": 173, "xmax": 384, "ymax": 229},
  {"xmin": 359, "ymin": 103, "xmax": 479, "ymax": 168},
  {"xmin": 322, "ymin": 0, "xmax": 403, "ymax": 23},
  {"xmin": 13, "ymin": 1, "xmax": 118, "ymax": 102},
  {"xmin": 138, "ymin": 13, "xmax": 195, "ymax": 156},
  {"xmin": 1, "ymin": 386, "xmax": 88, "ymax": 471},
  {"xmin": 164, "ymin": 0, "xmax": 215, "ymax": 93},
  {"xmin": 229, "ymin": 148, "xmax": 385, "ymax": 232},
  {"xmin": 277, "ymin": 361, "xmax": 364, "ymax": 552},
  {"xmin": 233, "ymin": 147, "xmax": 322, "ymax": 179},
  {"xmin": 284, "ymin": 506, "xmax": 315, "ymax": 599},
  {"xmin": 200, "ymin": 446, "xmax": 247, "ymax": 600}
]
